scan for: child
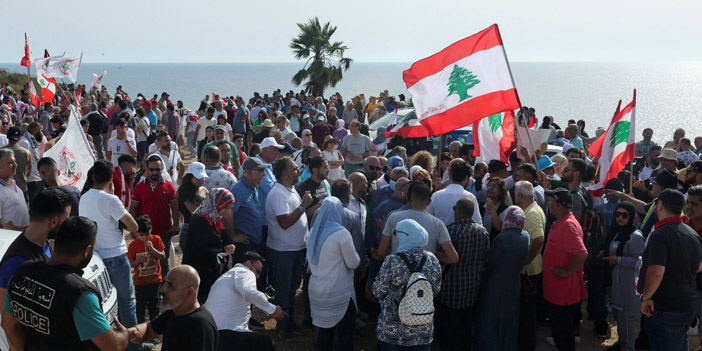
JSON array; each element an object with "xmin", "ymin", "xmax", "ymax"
[{"xmin": 127, "ymin": 215, "xmax": 166, "ymax": 323}]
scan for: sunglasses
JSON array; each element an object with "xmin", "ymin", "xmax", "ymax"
[
  {"xmin": 392, "ymin": 229, "xmax": 410, "ymax": 237},
  {"xmin": 1, "ymin": 122, "xmax": 8, "ymax": 126},
  {"xmin": 368, "ymin": 165, "xmax": 382, "ymax": 171},
  {"xmin": 614, "ymin": 211, "xmax": 630, "ymax": 218}
]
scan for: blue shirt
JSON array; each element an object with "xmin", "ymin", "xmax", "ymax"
[
  {"xmin": 230, "ymin": 177, "xmax": 266, "ymax": 244},
  {"xmin": 232, "ymin": 106, "xmax": 247, "ymax": 133},
  {"xmin": 0, "ymin": 244, "xmax": 51, "ymax": 289},
  {"xmin": 146, "ymin": 111, "xmax": 158, "ymax": 133},
  {"xmin": 369, "ymin": 185, "xmax": 393, "ymax": 212},
  {"xmin": 256, "ymin": 155, "xmax": 276, "ymax": 210}
]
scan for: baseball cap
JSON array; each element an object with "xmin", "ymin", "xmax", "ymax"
[
  {"xmin": 545, "ymin": 188, "xmax": 573, "ymax": 208},
  {"xmin": 140, "ymin": 100, "xmax": 152, "ymax": 107},
  {"xmin": 387, "ymin": 156, "xmax": 404, "ymax": 169},
  {"xmin": 317, "ymin": 116, "xmax": 325, "ymax": 121},
  {"xmin": 488, "ymin": 160, "xmax": 509, "ymax": 173},
  {"xmin": 7, "ymin": 126, "xmax": 21, "ymax": 141},
  {"xmin": 657, "ymin": 148, "xmax": 678, "ymax": 161},
  {"xmin": 651, "ymin": 169, "xmax": 682, "ymax": 190},
  {"xmin": 187, "ymin": 162, "xmax": 208, "ymax": 179},
  {"xmin": 260, "ymin": 137, "xmax": 284, "ymax": 150},
  {"xmin": 214, "ymin": 125, "xmax": 226, "ymax": 132},
  {"xmin": 279, "ymin": 142, "xmax": 298, "ymax": 154},
  {"xmin": 241, "ymin": 157, "xmax": 269, "ymax": 172}
]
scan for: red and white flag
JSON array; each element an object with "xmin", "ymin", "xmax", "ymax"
[
  {"xmin": 587, "ymin": 90, "xmax": 637, "ymax": 197},
  {"xmin": 29, "ymin": 79, "xmax": 39, "ymax": 107},
  {"xmin": 384, "ymin": 110, "xmax": 431, "ymax": 139},
  {"xmin": 473, "ymin": 110, "xmax": 515, "ymax": 163},
  {"xmin": 37, "ymin": 74, "xmax": 56, "ymax": 106},
  {"xmin": 20, "ymin": 33, "xmax": 31, "ymax": 67},
  {"xmin": 403, "ymin": 24, "xmax": 521, "ymax": 136},
  {"xmin": 91, "ymin": 70, "xmax": 107, "ymax": 89}
]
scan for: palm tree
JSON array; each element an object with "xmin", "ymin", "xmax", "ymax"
[{"xmin": 290, "ymin": 17, "xmax": 352, "ymax": 97}]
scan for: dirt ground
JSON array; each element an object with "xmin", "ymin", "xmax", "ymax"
[{"xmin": 143, "ymin": 148, "xmax": 702, "ymax": 351}]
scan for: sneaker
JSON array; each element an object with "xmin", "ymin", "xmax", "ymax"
[{"xmin": 249, "ymin": 317, "xmax": 265, "ymax": 330}]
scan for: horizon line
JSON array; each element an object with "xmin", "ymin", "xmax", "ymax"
[{"xmin": 2, "ymin": 60, "xmax": 702, "ymax": 65}]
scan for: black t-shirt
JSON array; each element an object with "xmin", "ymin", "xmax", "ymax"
[
  {"xmin": 150, "ymin": 307, "xmax": 218, "ymax": 351},
  {"xmin": 56, "ymin": 185, "xmax": 81, "ymax": 217},
  {"xmin": 86, "ymin": 112, "xmax": 105, "ymax": 136},
  {"xmin": 639, "ymin": 221, "xmax": 702, "ymax": 312},
  {"xmin": 297, "ymin": 178, "xmax": 328, "ymax": 208}
]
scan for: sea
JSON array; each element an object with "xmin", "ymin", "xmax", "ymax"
[{"xmin": 2, "ymin": 61, "xmax": 702, "ymax": 144}]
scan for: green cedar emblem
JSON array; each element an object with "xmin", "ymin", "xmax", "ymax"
[
  {"xmin": 399, "ymin": 111, "xmax": 417, "ymax": 128},
  {"xmin": 610, "ymin": 121, "xmax": 630, "ymax": 148},
  {"xmin": 487, "ymin": 113, "xmax": 502, "ymax": 133},
  {"xmin": 447, "ymin": 64, "xmax": 480, "ymax": 102}
]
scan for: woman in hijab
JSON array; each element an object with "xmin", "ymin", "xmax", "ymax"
[
  {"xmin": 476, "ymin": 206, "xmax": 531, "ymax": 351},
  {"xmin": 332, "ymin": 119, "xmax": 348, "ymax": 146},
  {"xmin": 372, "ymin": 219, "xmax": 442, "ymax": 350},
  {"xmin": 308, "ymin": 197, "xmax": 360, "ymax": 351},
  {"xmin": 182, "ymin": 188, "xmax": 236, "ymax": 303},
  {"xmin": 599, "ymin": 201, "xmax": 644, "ymax": 351}
]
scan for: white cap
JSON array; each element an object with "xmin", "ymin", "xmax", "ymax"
[
  {"xmin": 317, "ymin": 116, "xmax": 325, "ymax": 121},
  {"xmin": 187, "ymin": 162, "xmax": 209, "ymax": 179},
  {"xmin": 260, "ymin": 137, "xmax": 285, "ymax": 150}
]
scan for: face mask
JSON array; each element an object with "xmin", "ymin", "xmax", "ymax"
[{"xmin": 389, "ymin": 179, "xmax": 396, "ymax": 192}]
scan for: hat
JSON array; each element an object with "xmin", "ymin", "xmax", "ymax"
[
  {"xmin": 317, "ymin": 115, "xmax": 325, "ymax": 121},
  {"xmin": 279, "ymin": 142, "xmax": 298, "ymax": 154},
  {"xmin": 214, "ymin": 125, "xmax": 226, "ymax": 132},
  {"xmin": 260, "ymin": 137, "xmax": 285, "ymax": 150},
  {"xmin": 651, "ymin": 169, "xmax": 683, "ymax": 190},
  {"xmin": 321, "ymin": 135, "xmax": 338, "ymax": 149},
  {"xmin": 538, "ymin": 155, "xmax": 555, "ymax": 170},
  {"xmin": 302, "ymin": 113, "xmax": 310, "ymax": 120},
  {"xmin": 545, "ymin": 188, "xmax": 573, "ymax": 208},
  {"xmin": 488, "ymin": 160, "xmax": 509, "ymax": 173},
  {"xmin": 187, "ymin": 162, "xmax": 209, "ymax": 179},
  {"xmin": 387, "ymin": 156, "xmax": 404, "ymax": 169},
  {"xmin": 7, "ymin": 126, "xmax": 21, "ymax": 141},
  {"xmin": 657, "ymin": 148, "xmax": 678, "ymax": 161},
  {"xmin": 657, "ymin": 188, "xmax": 686, "ymax": 212},
  {"xmin": 261, "ymin": 119, "xmax": 275, "ymax": 128},
  {"xmin": 140, "ymin": 100, "xmax": 152, "ymax": 107},
  {"xmin": 241, "ymin": 157, "xmax": 269, "ymax": 172},
  {"xmin": 269, "ymin": 131, "xmax": 283, "ymax": 141},
  {"xmin": 373, "ymin": 127, "xmax": 388, "ymax": 144}
]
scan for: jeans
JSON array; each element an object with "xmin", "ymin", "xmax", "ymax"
[
  {"xmin": 135, "ymin": 283, "xmax": 160, "ymax": 323},
  {"xmin": 180, "ymin": 223, "xmax": 190, "ymax": 253},
  {"xmin": 269, "ymin": 248, "xmax": 306, "ymax": 331},
  {"xmin": 137, "ymin": 141, "xmax": 148, "ymax": 165},
  {"xmin": 644, "ymin": 310, "xmax": 696, "ymax": 351},
  {"xmin": 218, "ymin": 329, "xmax": 274, "ymax": 351},
  {"xmin": 315, "ymin": 299, "xmax": 356, "ymax": 351},
  {"xmin": 103, "ymin": 253, "xmax": 141, "ymax": 351},
  {"xmin": 187, "ymin": 131, "xmax": 196, "ymax": 153},
  {"xmin": 548, "ymin": 301, "xmax": 581, "ymax": 351},
  {"xmin": 585, "ymin": 259, "xmax": 608, "ymax": 330},
  {"xmin": 378, "ymin": 341, "xmax": 430, "ymax": 351},
  {"xmin": 159, "ymin": 233, "xmax": 172, "ymax": 277},
  {"xmin": 435, "ymin": 302, "xmax": 475, "ymax": 351},
  {"xmin": 518, "ymin": 274, "xmax": 541, "ymax": 350}
]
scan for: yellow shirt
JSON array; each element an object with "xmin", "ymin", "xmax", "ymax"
[
  {"xmin": 366, "ymin": 103, "xmax": 378, "ymax": 122},
  {"xmin": 521, "ymin": 201, "xmax": 546, "ymax": 276}
]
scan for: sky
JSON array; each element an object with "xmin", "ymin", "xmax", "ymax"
[{"xmin": 2, "ymin": 0, "xmax": 701, "ymax": 63}]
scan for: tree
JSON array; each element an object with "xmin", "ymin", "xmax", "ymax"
[
  {"xmin": 610, "ymin": 120, "xmax": 631, "ymax": 148},
  {"xmin": 290, "ymin": 17, "xmax": 352, "ymax": 97},
  {"xmin": 446, "ymin": 64, "xmax": 480, "ymax": 102}
]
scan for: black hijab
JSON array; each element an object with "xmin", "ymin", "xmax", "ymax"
[{"xmin": 604, "ymin": 201, "xmax": 638, "ymax": 257}]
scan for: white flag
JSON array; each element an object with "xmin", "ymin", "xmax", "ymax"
[
  {"xmin": 92, "ymin": 70, "xmax": 107, "ymax": 89},
  {"xmin": 35, "ymin": 54, "xmax": 82, "ymax": 82},
  {"xmin": 43, "ymin": 106, "xmax": 95, "ymax": 190}
]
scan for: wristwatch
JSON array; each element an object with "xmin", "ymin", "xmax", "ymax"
[{"xmin": 298, "ymin": 206, "xmax": 306, "ymax": 214}]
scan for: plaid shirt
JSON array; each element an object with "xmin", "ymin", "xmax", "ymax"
[{"xmin": 439, "ymin": 218, "xmax": 490, "ymax": 309}]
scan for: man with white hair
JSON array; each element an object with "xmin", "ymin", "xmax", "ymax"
[
  {"xmin": 0, "ymin": 149, "xmax": 29, "ymax": 230},
  {"xmin": 127, "ymin": 265, "xmax": 218, "ymax": 351}
]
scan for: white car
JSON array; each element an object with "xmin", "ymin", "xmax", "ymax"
[{"xmin": 0, "ymin": 229, "xmax": 119, "ymax": 350}]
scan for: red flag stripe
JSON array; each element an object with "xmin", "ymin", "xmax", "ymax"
[
  {"xmin": 587, "ymin": 99, "xmax": 635, "ymax": 158},
  {"xmin": 384, "ymin": 124, "xmax": 431, "ymax": 139},
  {"xmin": 416, "ymin": 89, "xmax": 519, "ymax": 136},
  {"xmin": 402, "ymin": 24, "xmax": 503, "ymax": 89}
]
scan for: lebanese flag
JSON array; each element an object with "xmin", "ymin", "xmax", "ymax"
[
  {"xmin": 37, "ymin": 74, "xmax": 56, "ymax": 105},
  {"xmin": 76, "ymin": 86, "xmax": 83, "ymax": 105},
  {"xmin": 473, "ymin": 110, "xmax": 515, "ymax": 163},
  {"xmin": 29, "ymin": 79, "xmax": 39, "ymax": 107},
  {"xmin": 44, "ymin": 49, "xmax": 50, "ymax": 58},
  {"xmin": 384, "ymin": 110, "xmax": 431, "ymax": 138},
  {"xmin": 587, "ymin": 90, "xmax": 636, "ymax": 197},
  {"xmin": 403, "ymin": 24, "xmax": 521, "ymax": 136},
  {"xmin": 20, "ymin": 33, "xmax": 31, "ymax": 67}
]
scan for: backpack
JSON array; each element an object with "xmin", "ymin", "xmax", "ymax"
[
  {"xmin": 570, "ymin": 188, "xmax": 604, "ymax": 250},
  {"xmin": 396, "ymin": 251, "xmax": 434, "ymax": 326}
]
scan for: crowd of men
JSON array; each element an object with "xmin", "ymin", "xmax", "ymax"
[{"xmin": 1, "ymin": 83, "xmax": 702, "ymax": 351}]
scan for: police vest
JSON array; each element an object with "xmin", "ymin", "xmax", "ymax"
[
  {"xmin": 8, "ymin": 261, "xmax": 102, "ymax": 351},
  {"xmin": 0, "ymin": 233, "xmax": 52, "ymax": 268}
]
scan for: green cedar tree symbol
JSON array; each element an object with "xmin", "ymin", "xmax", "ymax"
[
  {"xmin": 447, "ymin": 64, "xmax": 480, "ymax": 102},
  {"xmin": 609, "ymin": 121, "xmax": 631, "ymax": 148},
  {"xmin": 400, "ymin": 111, "xmax": 417, "ymax": 128},
  {"xmin": 487, "ymin": 113, "xmax": 502, "ymax": 133}
]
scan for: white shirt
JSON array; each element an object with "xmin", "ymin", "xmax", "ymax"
[
  {"xmin": 110, "ymin": 128, "xmax": 135, "ymax": 140},
  {"xmin": 266, "ymin": 183, "xmax": 308, "ymax": 251},
  {"xmin": 107, "ymin": 137, "xmax": 136, "ymax": 166},
  {"xmin": 148, "ymin": 141, "xmax": 178, "ymax": 154},
  {"xmin": 639, "ymin": 163, "xmax": 661, "ymax": 181},
  {"xmin": 155, "ymin": 150, "xmax": 183, "ymax": 187},
  {"xmin": 309, "ymin": 230, "xmax": 360, "ymax": 328},
  {"xmin": 213, "ymin": 109, "xmax": 227, "ymax": 122},
  {"xmin": 205, "ymin": 264, "xmax": 276, "ymax": 332},
  {"xmin": 0, "ymin": 178, "xmax": 30, "ymax": 228},
  {"xmin": 0, "ymin": 134, "xmax": 7, "ymax": 148},
  {"xmin": 427, "ymin": 184, "xmax": 483, "ymax": 226},
  {"xmin": 79, "ymin": 189, "xmax": 129, "ymax": 259},
  {"xmin": 348, "ymin": 195, "xmax": 367, "ymax": 233}
]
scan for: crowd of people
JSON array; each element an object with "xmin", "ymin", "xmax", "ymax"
[{"xmin": 1, "ymin": 83, "xmax": 702, "ymax": 351}]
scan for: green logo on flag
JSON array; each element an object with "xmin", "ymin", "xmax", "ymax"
[
  {"xmin": 487, "ymin": 113, "xmax": 502, "ymax": 133},
  {"xmin": 447, "ymin": 65, "xmax": 480, "ymax": 102},
  {"xmin": 610, "ymin": 121, "xmax": 630, "ymax": 148}
]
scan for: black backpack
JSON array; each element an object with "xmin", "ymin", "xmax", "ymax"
[{"xmin": 570, "ymin": 187, "xmax": 604, "ymax": 251}]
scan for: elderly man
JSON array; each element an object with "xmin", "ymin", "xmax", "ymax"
[
  {"xmin": 565, "ymin": 124, "xmax": 584, "ymax": 150},
  {"xmin": 230, "ymin": 157, "xmax": 268, "ymax": 259},
  {"xmin": 362, "ymin": 156, "xmax": 382, "ymax": 204},
  {"xmin": 0, "ymin": 149, "xmax": 29, "ymax": 230},
  {"xmin": 348, "ymin": 172, "xmax": 368, "ymax": 230},
  {"xmin": 128, "ymin": 265, "xmax": 219, "ymax": 351},
  {"xmin": 1, "ymin": 126, "xmax": 31, "ymax": 199},
  {"xmin": 370, "ymin": 166, "xmax": 409, "ymax": 212},
  {"xmin": 663, "ymin": 128, "xmax": 685, "ymax": 152},
  {"xmin": 202, "ymin": 146, "xmax": 237, "ymax": 191},
  {"xmin": 341, "ymin": 120, "xmax": 372, "ymax": 177},
  {"xmin": 19, "ymin": 122, "xmax": 44, "ymax": 202},
  {"xmin": 257, "ymin": 137, "xmax": 284, "ymax": 202},
  {"xmin": 377, "ymin": 156, "xmax": 403, "ymax": 189},
  {"xmin": 449, "ymin": 141, "xmax": 462, "ymax": 159}
]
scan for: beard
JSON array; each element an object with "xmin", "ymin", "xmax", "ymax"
[
  {"xmin": 149, "ymin": 174, "xmax": 161, "ymax": 182},
  {"xmin": 561, "ymin": 174, "xmax": 573, "ymax": 183},
  {"xmin": 161, "ymin": 294, "xmax": 184, "ymax": 311},
  {"xmin": 47, "ymin": 225, "xmax": 60, "ymax": 240},
  {"xmin": 293, "ymin": 175, "xmax": 301, "ymax": 185},
  {"xmin": 78, "ymin": 253, "xmax": 93, "ymax": 269}
]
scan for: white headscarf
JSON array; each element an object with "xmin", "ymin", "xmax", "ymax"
[{"xmin": 335, "ymin": 119, "xmax": 345, "ymax": 131}]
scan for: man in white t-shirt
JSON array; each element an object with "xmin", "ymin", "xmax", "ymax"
[
  {"xmin": 107, "ymin": 119, "xmax": 137, "ymax": 166},
  {"xmin": 204, "ymin": 251, "xmax": 286, "ymax": 351},
  {"xmin": 265, "ymin": 156, "xmax": 313, "ymax": 338},
  {"xmin": 193, "ymin": 108, "xmax": 217, "ymax": 149},
  {"xmin": 78, "ymin": 159, "xmax": 143, "ymax": 348},
  {"xmin": 153, "ymin": 133, "xmax": 184, "ymax": 187}
]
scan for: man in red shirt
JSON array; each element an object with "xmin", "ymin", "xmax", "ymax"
[
  {"xmin": 130, "ymin": 154, "xmax": 180, "ymax": 275},
  {"xmin": 113, "ymin": 155, "xmax": 137, "ymax": 209},
  {"xmin": 542, "ymin": 188, "xmax": 588, "ymax": 351}
]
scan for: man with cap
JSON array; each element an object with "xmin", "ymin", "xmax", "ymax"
[
  {"xmin": 1, "ymin": 126, "xmax": 31, "ymax": 200},
  {"xmin": 200, "ymin": 125, "xmax": 241, "ymax": 173},
  {"xmin": 193, "ymin": 107, "xmax": 218, "ymax": 149},
  {"xmin": 311, "ymin": 115, "xmax": 330, "ymax": 147},
  {"xmin": 640, "ymin": 189, "xmax": 702, "ymax": 350},
  {"xmin": 252, "ymin": 119, "xmax": 274, "ymax": 144},
  {"xmin": 542, "ymin": 188, "xmax": 588, "ymax": 351},
  {"xmin": 377, "ymin": 155, "xmax": 404, "ymax": 189},
  {"xmin": 230, "ymin": 158, "xmax": 269, "ymax": 268},
  {"xmin": 257, "ymin": 137, "xmax": 284, "ymax": 206},
  {"xmin": 141, "ymin": 100, "xmax": 158, "ymax": 134},
  {"xmin": 650, "ymin": 148, "xmax": 679, "ymax": 179}
]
